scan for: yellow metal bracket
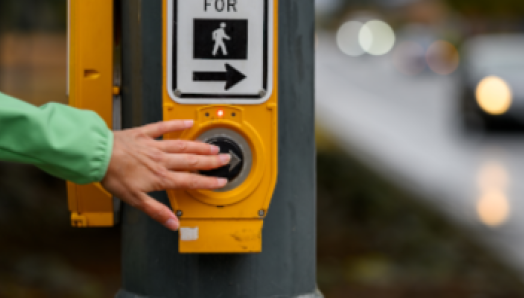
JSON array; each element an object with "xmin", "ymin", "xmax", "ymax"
[{"xmin": 67, "ymin": 0, "xmax": 117, "ymax": 227}]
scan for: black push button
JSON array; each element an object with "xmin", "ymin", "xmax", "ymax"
[{"xmin": 200, "ymin": 136, "xmax": 244, "ymax": 181}]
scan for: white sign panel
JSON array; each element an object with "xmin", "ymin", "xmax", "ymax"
[{"xmin": 167, "ymin": 0, "xmax": 274, "ymax": 104}]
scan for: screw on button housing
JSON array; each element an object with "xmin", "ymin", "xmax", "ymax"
[
  {"xmin": 176, "ymin": 210, "xmax": 183, "ymax": 217},
  {"xmin": 258, "ymin": 210, "xmax": 265, "ymax": 217}
]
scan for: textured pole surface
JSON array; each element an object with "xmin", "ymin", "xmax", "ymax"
[{"xmin": 117, "ymin": 0, "xmax": 319, "ymax": 297}]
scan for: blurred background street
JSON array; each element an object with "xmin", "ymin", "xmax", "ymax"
[
  {"xmin": 315, "ymin": 0, "xmax": 524, "ymax": 296},
  {"xmin": 3, "ymin": 0, "xmax": 524, "ymax": 297}
]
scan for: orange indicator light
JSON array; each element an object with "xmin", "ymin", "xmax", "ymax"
[{"xmin": 217, "ymin": 109, "xmax": 225, "ymax": 118}]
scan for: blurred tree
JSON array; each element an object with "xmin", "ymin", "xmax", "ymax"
[
  {"xmin": 334, "ymin": 0, "xmax": 524, "ymax": 18},
  {"xmin": 1, "ymin": 0, "xmax": 67, "ymax": 32},
  {"xmin": 446, "ymin": 0, "xmax": 524, "ymax": 17}
]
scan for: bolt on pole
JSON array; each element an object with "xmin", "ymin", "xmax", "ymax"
[{"xmin": 116, "ymin": 0, "xmax": 319, "ymax": 297}]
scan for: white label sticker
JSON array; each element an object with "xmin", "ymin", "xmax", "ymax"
[
  {"xmin": 167, "ymin": 0, "xmax": 274, "ymax": 104},
  {"xmin": 180, "ymin": 227, "xmax": 199, "ymax": 241}
]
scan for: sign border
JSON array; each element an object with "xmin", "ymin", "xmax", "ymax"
[{"xmin": 167, "ymin": 0, "xmax": 274, "ymax": 104}]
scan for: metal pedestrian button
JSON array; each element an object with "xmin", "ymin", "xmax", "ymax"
[
  {"xmin": 200, "ymin": 136, "xmax": 244, "ymax": 181},
  {"xmin": 196, "ymin": 128, "xmax": 253, "ymax": 192}
]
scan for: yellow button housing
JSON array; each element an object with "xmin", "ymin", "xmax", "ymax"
[{"xmin": 163, "ymin": 0, "xmax": 279, "ymax": 253}]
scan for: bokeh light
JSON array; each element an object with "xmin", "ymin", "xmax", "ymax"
[
  {"xmin": 477, "ymin": 161, "xmax": 511, "ymax": 227},
  {"xmin": 477, "ymin": 191, "xmax": 510, "ymax": 227},
  {"xmin": 426, "ymin": 40, "xmax": 460, "ymax": 75},
  {"xmin": 391, "ymin": 41, "xmax": 426, "ymax": 75},
  {"xmin": 336, "ymin": 21, "xmax": 366, "ymax": 57},
  {"xmin": 358, "ymin": 23, "xmax": 374, "ymax": 54},
  {"xmin": 477, "ymin": 161, "xmax": 509, "ymax": 192},
  {"xmin": 476, "ymin": 76, "xmax": 513, "ymax": 115},
  {"xmin": 360, "ymin": 20, "xmax": 396, "ymax": 56}
]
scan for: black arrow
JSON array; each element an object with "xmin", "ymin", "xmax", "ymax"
[{"xmin": 193, "ymin": 64, "xmax": 247, "ymax": 91}]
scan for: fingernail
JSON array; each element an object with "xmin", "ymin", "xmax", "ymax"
[
  {"xmin": 210, "ymin": 145, "xmax": 220, "ymax": 154},
  {"xmin": 220, "ymin": 154, "xmax": 231, "ymax": 164},
  {"xmin": 184, "ymin": 120, "xmax": 194, "ymax": 128},
  {"xmin": 217, "ymin": 178, "xmax": 228, "ymax": 187},
  {"xmin": 165, "ymin": 218, "xmax": 179, "ymax": 231}
]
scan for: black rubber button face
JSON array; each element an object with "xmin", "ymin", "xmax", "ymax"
[{"xmin": 200, "ymin": 136, "xmax": 244, "ymax": 181}]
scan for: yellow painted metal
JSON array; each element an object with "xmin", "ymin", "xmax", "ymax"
[
  {"xmin": 71, "ymin": 212, "xmax": 115, "ymax": 227},
  {"xmin": 163, "ymin": 0, "xmax": 279, "ymax": 253},
  {"xmin": 67, "ymin": 0, "xmax": 115, "ymax": 227},
  {"xmin": 179, "ymin": 220, "xmax": 264, "ymax": 253}
]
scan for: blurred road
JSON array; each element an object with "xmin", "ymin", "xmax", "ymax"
[{"xmin": 316, "ymin": 33, "xmax": 524, "ymax": 279}]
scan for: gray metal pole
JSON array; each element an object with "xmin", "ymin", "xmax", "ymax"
[{"xmin": 117, "ymin": 0, "xmax": 320, "ymax": 297}]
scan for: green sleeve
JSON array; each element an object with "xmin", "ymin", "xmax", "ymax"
[{"xmin": 0, "ymin": 92, "xmax": 113, "ymax": 184}]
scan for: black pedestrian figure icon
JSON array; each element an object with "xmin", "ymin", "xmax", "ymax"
[
  {"xmin": 212, "ymin": 22, "xmax": 231, "ymax": 56},
  {"xmin": 194, "ymin": 19, "xmax": 247, "ymax": 60}
]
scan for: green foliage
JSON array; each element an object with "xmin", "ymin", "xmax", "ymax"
[
  {"xmin": 331, "ymin": 0, "xmax": 524, "ymax": 19},
  {"xmin": 316, "ymin": 148, "xmax": 524, "ymax": 297},
  {"xmin": 0, "ymin": 0, "xmax": 67, "ymax": 32},
  {"xmin": 446, "ymin": 0, "xmax": 524, "ymax": 16}
]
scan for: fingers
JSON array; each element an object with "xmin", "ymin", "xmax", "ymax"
[
  {"xmin": 166, "ymin": 154, "xmax": 231, "ymax": 171},
  {"xmin": 137, "ymin": 193, "xmax": 180, "ymax": 231},
  {"xmin": 160, "ymin": 140, "xmax": 220, "ymax": 155},
  {"xmin": 140, "ymin": 120, "xmax": 194, "ymax": 138},
  {"xmin": 165, "ymin": 172, "xmax": 228, "ymax": 190}
]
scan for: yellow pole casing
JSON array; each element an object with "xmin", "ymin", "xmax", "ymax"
[
  {"xmin": 67, "ymin": 0, "xmax": 116, "ymax": 227},
  {"xmin": 163, "ymin": 0, "xmax": 279, "ymax": 253}
]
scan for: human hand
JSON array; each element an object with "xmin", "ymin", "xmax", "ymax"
[{"xmin": 101, "ymin": 120, "xmax": 230, "ymax": 231}]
